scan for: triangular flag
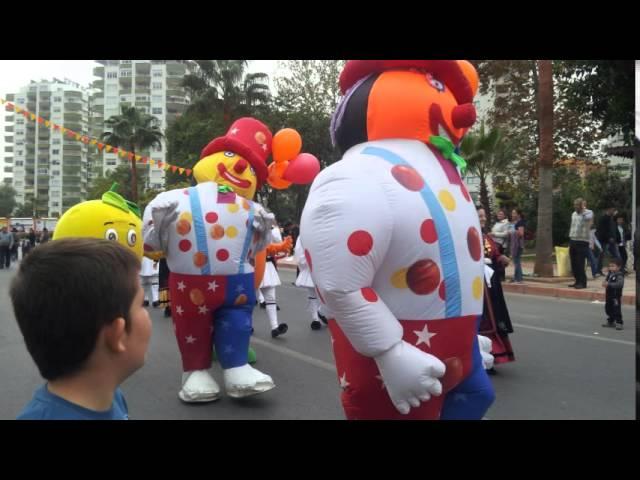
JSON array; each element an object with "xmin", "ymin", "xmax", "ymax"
[
  {"xmin": 37, "ymin": 116, "xmax": 44, "ymax": 124},
  {"xmin": 53, "ymin": 124, "xmax": 60, "ymax": 131},
  {"xmin": 23, "ymin": 111, "xmax": 30, "ymax": 118},
  {"xmin": 164, "ymin": 163, "xmax": 170, "ymax": 171},
  {"xmin": 119, "ymin": 150, "xmax": 127, "ymax": 158},
  {"xmin": 97, "ymin": 143, "xmax": 104, "ymax": 151},
  {"xmin": 30, "ymin": 113, "xmax": 36, "ymax": 120},
  {"xmin": 75, "ymin": 133, "xmax": 81, "ymax": 141},
  {"xmin": 15, "ymin": 106, "xmax": 22, "ymax": 113},
  {"xmin": 178, "ymin": 167, "xmax": 185, "ymax": 175},
  {"xmin": 171, "ymin": 165, "xmax": 178, "ymax": 173},
  {"xmin": 90, "ymin": 139, "xmax": 97, "ymax": 146},
  {"xmin": 105, "ymin": 145, "xmax": 112, "ymax": 153},
  {"xmin": 44, "ymin": 120, "xmax": 50, "ymax": 128},
  {"xmin": 149, "ymin": 159, "xmax": 155, "ymax": 166},
  {"xmin": 135, "ymin": 155, "xmax": 141, "ymax": 161},
  {"xmin": 140, "ymin": 157, "xmax": 147, "ymax": 164},
  {"xmin": 0, "ymin": 98, "xmax": 4, "ymax": 104},
  {"xmin": 185, "ymin": 169, "xmax": 192, "ymax": 176},
  {"xmin": 67, "ymin": 130, "xmax": 76, "ymax": 138},
  {"xmin": 112, "ymin": 147, "xmax": 119, "ymax": 154},
  {"xmin": 157, "ymin": 162, "xmax": 163, "ymax": 169},
  {"xmin": 128, "ymin": 152, "xmax": 134, "ymax": 160},
  {"xmin": 60, "ymin": 127, "xmax": 67, "ymax": 134}
]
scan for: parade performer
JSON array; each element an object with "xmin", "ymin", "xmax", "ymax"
[
  {"xmin": 53, "ymin": 184, "xmax": 143, "ymax": 259},
  {"xmin": 258, "ymin": 224, "xmax": 292, "ymax": 337},
  {"xmin": 143, "ymin": 117, "xmax": 319, "ymax": 402},
  {"xmin": 294, "ymin": 235, "xmax": 325, "ymax": 330},
  {"xmin": 140, "ymin": 256, "xmax": 160, "ymax": 307},
  {"xmin": 301, "ymin": 60, "xmax": 495, "ymax": 420}
]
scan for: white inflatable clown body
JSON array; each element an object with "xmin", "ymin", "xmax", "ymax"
[
  {"xmin": 143, "ymin": 117, "xmax": 320, "ymax": 402},
  {"xmin": 301, "ymin": 60, "xmax": 495, "ymax": 420}
]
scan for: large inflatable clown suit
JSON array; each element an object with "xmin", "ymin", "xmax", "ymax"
[
  {"xmin": 300, "ymin": 60, "xmax": 495, "ymax": 420},
  {"xmin": 143, "ymin": 117, "xmax": 319, "ymax": 403}
]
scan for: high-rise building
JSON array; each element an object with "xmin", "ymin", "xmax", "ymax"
[
  {"xmin": 91, "ymin": 60, "xmax": 193, "ymax": 189},
  {"xmin": 5, "ymin": 79, "xmax": 90, "ymax": 217}
]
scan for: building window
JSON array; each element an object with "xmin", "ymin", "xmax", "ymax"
[
  {"xmin": 152, "ymin": 82, "xmax": 163, "ymax": 89},
  {"xmin": 52, "ymin": 171, "xmax": 60, "ymax": 176},
  {"xmin": 152, "ymin": 70, "xmax": 163, "ymax": 77},
  {"xmin": 17, "ymin": 150, "xmax": 23, "ymax": 156},
  {"xmin": 52, "ymin": 149, "xmax": 60, "ymax": 155},
  {"xmin": 152, "ymin": 107, "xmax": 162, "ymax": 115},
  {"xmin": 53, "ymin": 107, "xmax": 61, "ymax": 112},
  {"xmin": 53, "ymin": 96, "xmax": 62, "ymax": 102},
  {"xmin": 17, "ymin": 98, "xmax": 25, "ymax": 104},
  {"xmin": 16, "ymin": 118, "xmax": 24, "ymax": 125},
  {"xmin": 152, "ymin": 95, "xmax": 162, "ymax": 103},
  {"xmin": 52, "ymin": 160, "xmax": 60, "ymax": 165},
  {"xmin": 52, "ymin": 202, "xmax": 59, "ymax": 207},
  {"xmin": 107, "ymin": 71, "xmax": 118, "ymax": 79},
  {"xmin": 52, "ymin": 139, "xmax": 60, "ymax": 145},
  {"xmin": 15, "ymin": 161, "xmax": 24, "ymax": 167},
  {"xmin": 121, "ymin": 70, "xmax": 132, "ymax": 77},
  {"xmin": 121, "ymin": 60, "xmax": 132, "ymax": 65}
]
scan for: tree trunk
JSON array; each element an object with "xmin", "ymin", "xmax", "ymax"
[
  {"xmin": 534, "ymin": 60, "xmax": 555, "ymax": 277},
  {"xmin": 130, "ymin": 147, "xmax": 138, "ymax": 203},
  {"xmin": 479, "ymin": 174, "xmax": 491, "ymax": 221}
]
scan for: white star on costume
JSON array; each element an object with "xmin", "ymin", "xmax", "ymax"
[
  {"xmin": 198, "ymin": 305, "xmax": 209, "ymax": 315},
  {"xmin": 175, "ymin": 305, "xmax": 184, "ymax": 316},
  {"xmin": 185, "ymin": 335, "xmax": 196, "ymax": 344},
  {"xmin": 230, "ymin": 128, "xmax": 239, "ymax": 135},
  {"xmin": 207, "ymin": 281, "xmax": 218, "ymax": 292},
  {"xmin": 261, "ymin": 144, "xmax": 267, "ymax": 151},
  {"xmin": 236, "ymin": 284, "xmax": 245, "ymax": 293},
  {"xmin": 339, "ymin": 373, "xmax": 350, "ymax": 390},
  {"xmin": 414, "ymin": 324, "xmax": 437, "ymax": 348},
  {"xmin": 375, "ymin": 375, "xmax": 386, "ymax": 390},
  {"xmin": 177, "ymin": 281, "xmax": 186, "ymax": 292}
]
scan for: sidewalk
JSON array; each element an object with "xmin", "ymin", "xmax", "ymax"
[{"xmin": 278, "ymin": 258, "xmax": 636, "ymax": 305}]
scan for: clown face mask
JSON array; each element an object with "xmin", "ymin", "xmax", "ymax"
[{"xmin": 194, "ymin": 151, "xmax": 258, "ymax": 199}]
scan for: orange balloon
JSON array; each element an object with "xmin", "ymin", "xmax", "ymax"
[
  {"xmin": 272, "ymin": 128, "xmax": 302, "ymax": 163},
  {"xmin": 254, "ymin": 250, "xmax": 266, "ymax": 290},
  {"xmin": 267, "ymin": 161, "xmax": 292, "ymax": 189}
]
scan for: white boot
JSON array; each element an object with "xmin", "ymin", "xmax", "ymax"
[
  {"xmin": 178, "ymin": 370, "xmax": 221, "ymax": 403},
  {"xmin": 223, "ymin": 364, "xmax": 275, "ymax": 398}
]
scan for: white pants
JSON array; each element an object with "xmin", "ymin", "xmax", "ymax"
[
  {"xmin": 305, "ymin": 287, "xmax": 320, "ymax": 322},
  {"xmin": 260, "ymin": 286, "xmax": 279, "ymax": 330},
  {"xmin": 141, "ymin": 275, "xmax": 159, "ymax": 303}
]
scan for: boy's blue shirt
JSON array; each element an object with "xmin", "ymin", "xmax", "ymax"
[{"xmin": 17, "ymin": 384, "xmax": 128, "ymax": 420}]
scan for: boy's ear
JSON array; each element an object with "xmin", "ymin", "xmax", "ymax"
[{"xmin": 103, "ymin": 317, "xmax": 127, "ymax": 353}]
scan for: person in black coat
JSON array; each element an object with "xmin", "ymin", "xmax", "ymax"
[
  {"xmin": 615, "ymin": 214, "xmax": 631, "ymax": 274},
  {"xmin": 596, "ymin": 207, "xmax": 620, "ymax": 272}
]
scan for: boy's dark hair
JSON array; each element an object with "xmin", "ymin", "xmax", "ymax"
[
  {"xmin": 10, "ymin": 238, "xmax": 141, "ymax": 381},
  {"xmin": 608, "ymin": 257, "xmax": 623, "ymax": 268}
]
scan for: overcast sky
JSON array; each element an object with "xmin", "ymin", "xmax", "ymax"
[{"xmin": 0, "ymin": 60, "xmax": 279, "ymax": 179}]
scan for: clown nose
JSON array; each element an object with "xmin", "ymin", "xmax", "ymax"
[
  {"xmin": 452, "ymin": 103, "xmax": 477, "ymax": 129},
  {"xmin": 234, "ymin": 158, "xmax": 248, "ymax": 174}
]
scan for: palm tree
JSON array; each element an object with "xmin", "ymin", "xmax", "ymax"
[
  {"xmin": 102, "ymin": 106, "xmax": 164, "ymax": 203},
  {"xmin": 182, "ymin": 60, "xmax": 270, "ymax": 126},
  {"xmin": 533, "ymin": 60, "xmax": 555, "ymax": 277},
  {"xmin": 460, "ymin": 120, "xmax": 515, "ymax": 220}
]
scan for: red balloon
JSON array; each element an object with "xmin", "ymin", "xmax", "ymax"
[{"xmin": 283, "ymin": 153, "xmax": 320, "ymax": 184}]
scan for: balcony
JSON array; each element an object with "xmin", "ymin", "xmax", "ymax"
[
  {"xmin": 93, "ymin": 66, "xmax": 105, "ymax": 78},
  {"xmin": 5, "ymin": 114, "xmax": 14, "ymax": 122},
  {"xmin": 4, "ymin": 125, "xmax": 13, "ymax": 133},
  {"xmin": 4, "ymin": 146, "xmax": 13, "ymax": 153},
  {"xmin": 5, "ymin": 136, "xmax": 13, "ymax": 143},
  {"xmin": 92, "ymin": 79, "xmax": 105, "ymax": 90}
]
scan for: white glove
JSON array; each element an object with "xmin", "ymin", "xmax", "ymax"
[
  {"xmin": 478, "ymin": 335, "xmax": 494, "ymax": 370},
  {"xmin": 374, "ymin": 341, "xmax": 445, "ymax": 415},
  {"xmin": 252, "ymin": 208, "xmax": 276, "ymax": 253},
  {"xmin": 151, "ymin": 200, "xmax": 179, "ymax": 252}
]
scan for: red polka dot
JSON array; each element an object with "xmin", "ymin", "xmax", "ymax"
[
  {"xmin": 179, "ymin": 239, "xmax": 192, "ymax": 252},
  {"xmin": 316, "ymin": 287, "xmax": 325, "ymax": 304},
  {"xmin": 347, "ymin": 230, "xmax": 373, "ymax": 256},
  {"xmin": 304, "ymin": 249, "xmax": 313, "ymax": 272},
  {"xmin": 216, "ymin": 249, "xmax": 229, "ymax": 261},
  {"xmin": 420, "ymin": 219, "xmax": 438, "ymax": 244},
  {"xmin": 460, "ymin": 184, "xmax": 471, "ymax": 202},
  {"xmin": 467, "ymin": 227, "xmax": 482, "ymax": 261},
  {"xmin": 406, "ymin": 259, "xmax": 441, "ymax": 295},
  {"xmin": 143, "ymin": 243, "xmax": 153, "ymax": 252},
  {"xmin": 361, "ymin": 287, "xmax": 378, "ymax": 302},
  {"xmin": 391, "ymin": 165, "xmax": 424, "ymax": 191},
  {"xmin": 439, "ymin": 281, "xmax": 446, "ymax": 301},
  {"xmin": 205, "ymin": 212, "xmax": 218, "ymax": 223},
  {"xmin": 183, "ymin": 189, "xmax": 190, "ymax": 195}
]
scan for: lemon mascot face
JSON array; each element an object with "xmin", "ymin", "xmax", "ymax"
[
  {"xmin": 52, "ymin": 188, "xmax": 143, "ymax": 259},
  {"xmin": 194, "ymin": 151, "xmax": 258, "ymax": 200}
]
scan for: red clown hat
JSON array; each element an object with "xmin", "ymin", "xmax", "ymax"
[
  {"xmin": 200, "ymin": 117, "xmax": 272, "ymax": 186},
  {"xmin": 339, "ymin": 60, "xmax": 478, "ymax": 105}
]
